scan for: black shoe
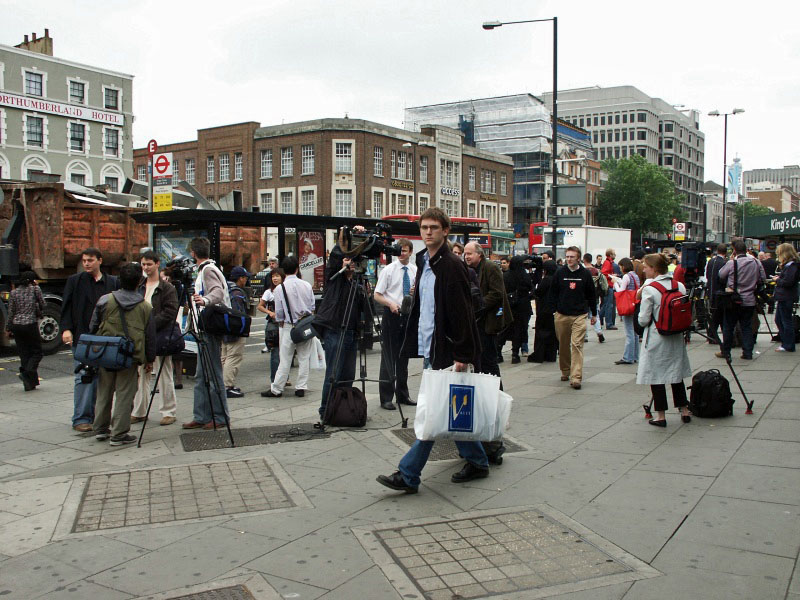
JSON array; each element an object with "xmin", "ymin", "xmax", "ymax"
[
  {"xmin": 497, "ymin": 355, "xmax": 504, "ymax": 363},
  {"xmin": 109, "ymin": 434, "xmax": 137, "ymax": 446},
  {"xmin": 380, "ymin": 401, "xmax": 397, "ymax": 410},
  {"xmin": 487, "ymin": 445, "xmax": 506, "ymax": 466},
  {"xmin": 451, "ymin": 462, "xmax": 489, "ymax": 483},
  {"xmin": 397, "ymin": 398, "xmax": 417, "ymax": 406},
  {"xmin": 261, "ymin": 389, "xmax": 282, "ymax": 397},
  {"xmin": 226, "ymin": 387, "xmax": 244, "ymax": 398},
  {"xmin": 511, "ymin": 355, "xmax": 521, "ymax": 364},
  {"xmin": 527, "ymin": 354, "xmax": 542, "ymax": 363},
  {"xmin": 740, "ymin": 354, "xmax": 753, "ymax": 360},
  {"xmin": 681, "ymin": 415, "xmax": 692, "ymax": 423},
  {"xmin": 294, "ymin": 389, "xmax": 305, "ymax": 397},
  {"xmin": 772, "ymin": 335, "xmax": 782, "ymax": 342},
  {"xmin": 598, "ymin": 333, "xmax": 605, "ymax": 343},
  {"xmin": 648, "ymin": 419, "xmax": 667, "ymax": 428},
  {"xmin": 606, "ymin": 325, "xmax": 618, "ymax": 330},
  {"xmin": 614, "ymin": 359, "xmax": 633, "ymax": 365},
  {"xmin": 376, "ymin": 471, "xmax": 418, "ymax": 494},
  {"xmin": 174, "ymin": 384, "xmax": 183, "ymax": 390}
]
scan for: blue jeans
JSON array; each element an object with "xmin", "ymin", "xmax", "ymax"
[
  {"xmin": 604, "ymin": 289, "xmax": 616, "ymax": 327},
  {"xmin": 775, "ymin": 299, "xmax": 795, "ymax": 351},
  {"xmin": 397, "ymin": 360, "xmax": 488, "ymax": 487},
  {"xmin": 270, "ymin": 347, "xmax": 280, "ymax": 381},
  {"xmin": 319, "ymin": 328, "xmax": 357, "ymax": 419},
  {"xmin": 621, "ymin": 315, "xmax": 640, "ymax": 362},
  {"xmin": 193, "ymin": 334, "xmax": 229, "ymax": 424},
  {"xmin": 72, "ymin": 358, "xmax": 98, "ymax": 426}
]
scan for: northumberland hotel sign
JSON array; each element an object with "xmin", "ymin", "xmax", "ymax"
[
  {"xmin": 743, "ymin": 211, "xmax": 800, "ymax": 238},
  {"xmin": 0, "ymin": 92, "xmax": 124, "ymax": 125}
]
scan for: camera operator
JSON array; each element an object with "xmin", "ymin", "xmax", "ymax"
[
  {"xmin": 704, "ymin": 243, "xmax": 728, "ymax": 345},
  {"xmin": 131, "ymin": 251, "xmax": 179, "ymax": 426},
  {"xmin": 314, "ymin": 226, "xmax": 367, "ymax": 421},
  {"xmin": 181, "ymin": 238, "xmax": 232, "ymax": 430},
  {"xmin": 373, "ymin": 238, "xmax": 417, "ymax": 410},
  {"xmin": 61, "ymin": 248, "xmax": 119, "ymax": 432}
]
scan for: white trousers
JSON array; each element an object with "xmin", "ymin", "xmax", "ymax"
[
  {"xmin": 132, "ymin": 355, "xmax": 177, "ymax": 418},
  {"xmin": 271, "ymin": 325, "xmax": 312, "ymax": 394}
]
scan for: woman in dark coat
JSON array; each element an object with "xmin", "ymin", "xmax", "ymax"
[
  {"xmin": 6, "ymin": 271, "xmax": 45, "ymax": 391},
  {"xmin": 503, "ymin": 256, "xmax": 533, "ymax": 363},
  {"xmin": 529, "ymin": 260, "xmax": 558, "ymax": 363},
  {"xmin": 773, "ymin": 243, "xmax": 799, "ymax": 352}
]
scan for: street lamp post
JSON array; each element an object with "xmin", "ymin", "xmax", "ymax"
[
  {"xmin": 708, "ymin": 108, "xmax": 744, "ymax": 242},
  {"xmin": 483, "ymin": 16, "xmax": 558, "ymax": 257}
]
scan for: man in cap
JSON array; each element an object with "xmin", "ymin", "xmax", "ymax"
[{"xmin": 221, "ymin": 265, "xmax": 250, "ymax": 398}]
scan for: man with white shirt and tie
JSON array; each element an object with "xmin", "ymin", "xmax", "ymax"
[
  {"xmin": 373, "ymin": 238, "xmax": 417, "ymax": 410},
  {"xmin": 261, "ymin": 256, "xmax": 315, "ymax": 398}
]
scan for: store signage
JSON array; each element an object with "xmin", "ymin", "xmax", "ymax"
[
  {"xmin": 479, "ymin": 193, "xmax": 496, "ymax": 201},
  {"xmin": 391, "ymin": 180, "xmax": 414, "ymax": 190},
  {"xmin": 0, "ymin": 91, "xmax": 124, "ymax": 125},
  {"xmin": 441, "ymin": 186, "xmax": 460, "ymax": 196}
]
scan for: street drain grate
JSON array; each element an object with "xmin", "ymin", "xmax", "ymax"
[
  {"xmin": 390, "ymin": 428, "xmax": 526, "ymax": 460},
  {"xmin": 166, "ymin": 584, "xmax": 255, "ymax": 600},
  {"xmin": 354, "ymin": 505, "xmax": 660, "ymax": 600},
  {"xmin": 71, "ymin": 458, "xmax": 301, "ymax": 532},
  {"xmin": 180, "ymin": 423, "xmax": 330, "ymax": 452}
]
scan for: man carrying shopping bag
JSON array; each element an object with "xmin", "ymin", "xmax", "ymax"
[{"xmin": 377, "ymin": 208, "xmax": 489, "ymax": 494}]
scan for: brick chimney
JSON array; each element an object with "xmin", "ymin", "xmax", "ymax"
[{"xmin": 15, "ymin": 29, "xmax": 53, "ymax": 56}]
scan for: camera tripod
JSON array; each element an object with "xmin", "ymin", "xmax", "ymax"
[
  {"xmin": 317, "ymin": 267, "xmax": 410, "ymax": 431},
  {"xmin": 138, "ymin": 280, "xmax": 235, "ymax": 447}
]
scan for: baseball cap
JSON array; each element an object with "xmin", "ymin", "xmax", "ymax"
[{"xmin": 230, "ymin": 266, "xmax": 251, "ymax": 279}]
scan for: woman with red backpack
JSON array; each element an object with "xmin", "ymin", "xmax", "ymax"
[{"xmin": 636, "ymin": 253, "xmax": 692, "ymax": 427}]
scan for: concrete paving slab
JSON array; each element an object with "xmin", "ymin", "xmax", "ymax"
[
  {"xmin": 751, "ymin": 419, "xmax": 800, "ymax": 442},
  {"xmin": 0, "ymin": 507, "xmax": 61, "ymax": 556},
  {"xmin": 0, "ymin": 462, "xmax": 29, "ymax": 479},
  {"xmin": 101, "ymin": 521, "xmax": 220, "ymax": 551},
  {"xmin": 315, "ymin": 565, "xmax": 401, "ymax": 600},
  {"xmin": 731, "ymin": 438, "xmax": 800, "ymax": 469},
  {"xmin": 764, "ymin": 400, "xmax": 800, "ymax": 420},
  {"xmin": 37, "ymin": 535, "xmax": 149, "ymax": 575},
  {"xmin": 672, "ymin": 495, "xmax": 800, "ymax": 558},
  {"xmin": 584, "ymin": 372, "xmax": 636, "ymax": 384},
  {"xmin": 707, "ymin": 462, "xmax": 800, "ymax": 506},
  {"xmin": 581, "ymin": 422, "xmax": 674, "ymax": 455},
  {"xmin": 33, "ymin": 579, "xmax": 134, "ymax": 599},
  {"xmin": 4, "ymin": 447, "xmax": 93, "ymax": 470},
  {"xmin": 659, "ymin": 423, "xmax": 750, "ymax": 451},
  {"xmin": 531, "ymin": 416, "xmax": 618, "ymax": 438},
  {"xmin": 636, "ymin": 443, "xmax": 732, "ymax": 477},
  {"xmin": 0, "ymin": 437, "xmax": 59, "ymax": 460},
  {"xmin": 0, "ymin": 552, "xmax": 88, "ymax": 600},
  {"xmin": 545, "ymin": 581, "xmax": 632, "ymax": 600},
  {"xmin": 255, "ymin": 574, "xmax": 327, "ymax": 600}
]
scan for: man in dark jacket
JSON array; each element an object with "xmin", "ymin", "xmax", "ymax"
[
  {"xmin": 60, "ymin": 247, "xmax": 119, "ymax": 432},
  {"xmin": 131, "ymin": 251, "xmax": 179, "ymax": 426},
  {"xmin": 704, "ymin": 243, "xmax": 728, "ymax": 344},
  {"xmin": 717, "ymin": 240, "xmax": 766, "ymax": 360},
  {"xmin": 377, "ymin": 208, "xmax": 489, "ymax": 494},
  {"xmin": 549, "ymin": 246, "xmax": 597, "ymax": 389},
  {"xmin": 90, "ymin": 262, "xmax": 157, "ymax": 446}
]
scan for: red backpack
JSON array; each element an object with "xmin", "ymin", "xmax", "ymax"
[{"xmin": 648, "ymin": 280, "xmax": 692, "ymax": 335}]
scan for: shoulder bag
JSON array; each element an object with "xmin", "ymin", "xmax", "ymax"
[
  {"xmin": 614, "ymin": 274, "xmax": 639, "ymax": 316},
  {"xmin": 281, "ymin": 284, "xmax": 317, "ymax": 344},
  {"xmin": 74, "ymin": 296, "xmax": 135, "ymax": 370}
]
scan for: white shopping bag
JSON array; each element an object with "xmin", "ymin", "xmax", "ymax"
[
  {"xmin": 309, "ymin": 337, "xmax": 326, "ymax": 370},
  {"xmin": 414, "ymin": 367, "xmax": 506, "ymax": 441}
]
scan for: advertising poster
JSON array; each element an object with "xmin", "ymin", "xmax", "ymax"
[
  {"xmin": 298, "ymin": 230, "xmax": 325, "ymax": 291},
  {"xmin": 154, "ymin": 228, "xmax": 207, "ymax": 263}
]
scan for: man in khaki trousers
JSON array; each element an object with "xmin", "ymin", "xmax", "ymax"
[{"xmin": 548, "ymin": 247, "xmax": 598, "ymax": 390}]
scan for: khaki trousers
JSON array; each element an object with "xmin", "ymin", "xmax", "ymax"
[
  {"xmin": 221, "ymin": 337, "xmax": 246, "ymax": 388},
  {"xmin": 93, "ymin": 366, "xmax": 139, "ymax": 439},
  {"xmin": 554, "ymin": 312, "xmax": 587, "ymax": 383},
  {"xmin": 132, "ymin": 356, "xmax": 176, "ymax": 418}
]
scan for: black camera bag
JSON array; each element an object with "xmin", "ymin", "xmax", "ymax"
[
  {"xmin": 688, "ymin": 369, "xmax": 734, "ymax": 417},
  {"xmin": 324, "ymin": 386, "xmax": 367, "ymax": 427}
]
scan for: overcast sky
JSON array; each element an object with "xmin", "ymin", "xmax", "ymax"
[{"xmin": 3, "ymin": 0, "xmax": 798, "ymax": 181}]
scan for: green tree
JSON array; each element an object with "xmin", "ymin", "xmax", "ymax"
[
  {"xmin": 596, "ymin": 154, "xmax": 685, "ymax": 242},
  {"xmin": 733, "ymin": 202, "xmax": 771, "ymax": 236}
]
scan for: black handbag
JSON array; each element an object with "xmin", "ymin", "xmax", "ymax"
[
  {"xmin": 200, "ymin": 303, "xmax": 252, "ymax": 337},
  {"xmin": 280, "ymin": 284, "xmax": 316, "ymax": 344},
  {"xmin": 265, "ymin": 320, "xmax": 279, "ymax": 349},
  {"xmin": 156, "ymin": 321, "xmax": 185, "ymax": 356}
]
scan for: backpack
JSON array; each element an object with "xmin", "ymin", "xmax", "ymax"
[
  {"xmin": 648, "ymin": 280, "xmax": 692, "ymax": 335},
  {"xmin": 200, "ymin": 304, "xmax": 252, "ymax": 337},
  {"xmin": 688, "ymin": 369, "xmax": 734, "ymax": 417},
  {"xmin": 324, "ymin": 386, "xmax": 367, "ymax": 427},
  {"xmin": 593, "ymin": 270, "xmax": 608, "ymax": 299},
  {"xmin": 223, "ymin": 284, "xmax": 250, "ymax": 342}
]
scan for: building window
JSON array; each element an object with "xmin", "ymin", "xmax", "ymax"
[
  {"xmin": 637, "ymin": 112, "xmax": 647, "ymax": 123},
  {"xmin": 260, "ymin": 191, "xmax": 274, "ymax": 212},
  {"xmin": 334, "ymin": 189, "xmax": 353, "ymax": 216},
  {"xmin": 335, "ymin": 142, "xmax": 352, "ymax": 173},
  {"xmin": 280, "ymin": 147, "xmax": 293, "ymax": 176},
  {"xmin": 26, "ymin": 116, "xmax": 43, "ymax": 147},
  {"xmin": 664, "ymin": 156, "xmax": 673, "ymax": 166},
  {"xmin": 665, "ymin": 139, "xmax": 673, "ymax": 149},
  {"xmin": 173, "ymin": 159, "xmax": 179, "ymax": 181},
  {"xmin": 601, "ymin": 116, "xmax": 606, "ymax": 126},
  {"xmin": 441, "ymin": 159, "xmax": 459, "ymax": 188},
  {"xmin": 280, "ymin": 190, "xmax": 294, "ymax": 213},
  {"xmin": 622, "ymin": 114, "xmax": 628, "ymax": 124},
  {"xmin": 104, "ymin": 128, "xmax": 119, "ymax": 156},
  {"xmin": 104, "ymin": 87, "xmax": 119, "ymax": 110},
  {"xmin": 664, "ymin": 122, "xmax": 674, "ymax": 133},
  {"xmin": 234, "ymin": 153, "xmax": 243, "ymax": 180},
  {"xmin": 500, "ymin": 205, "xmax": 508, "ymax": 227},
  {"xmin": 261, "ymin": 150, "xmax": 272, "ymax": 178},
  {"xmin": 467, "ymin": 201, "xmax": 476, "ymax": 218},
  {"xmin": 219, "ymin": 153, "xmax": 230, "ymax": 181},
  {"xmin": 300, "ymin": 189, "xmax": 315, "ymax": 215},
  {"xmin": 445, "ymin": 198, "xmax": 460, "ymax": 218},
  {"xmin": 185, "ymin": 158, "xmax": 195, "ymax": 185},
  {"xmin": 397, "ymin": 151, "xmax": 406, "ymax": 180},
  {"xmin": 70, "ymin": 173, "xmax": 86, "ymax": 186},
  {"xmin": 407, "ymin": 152, "xmax": 414, "ymax": 182},
  {"xmin": 391, "ymin": 150, "xmax": 396, "ymax": 179},
  {"xmin": 206, "ymin": 156, "xmax": 215, "ymax": 182},
  {"xmin": 69, "ymin": 80, "xmax": 85, "ymax": 104},
  {"xmin": 69, "ymin": 122, "xmax": 85, "ymax": 152},
  {"xmin": 104, "ymin": 177, "xmax": 118, "ymax": 193},
  {"xmin": 374, "ymin": 146, "xmax": 383, "ymax": 176},
  {"xmin": 500, "ymin": 173, "xmax": 507, "ymax": 196},
  {"xmin": 420, "ymin": 156, "xmax": 428, "ymax": 184},
  {"xmin": 637, "ymin": 130, "xmax": 647, "ymax": 141},
  {"xmin": 372, "ymin": 191, "xmax": 383, "ymax": 218},
  {"xmin": 25, "ymin": 71, "xmax": 43, "ymax": 96},
  {"xmin": 301, "ymin": 144, "xmax": 314, "ymax": 175},
  {"xmin": 418, "ymin": 195, "xmax": 429, "ymax": 213},
  {"xmin": 137, "ymin": 165, "xmax": 146, "ymax": 181}
]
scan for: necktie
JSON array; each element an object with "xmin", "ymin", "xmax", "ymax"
[{"xmin": 402, "ymin": 266, "xmax": 411, "ymax": 296}]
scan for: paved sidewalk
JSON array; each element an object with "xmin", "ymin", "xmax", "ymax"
[{"xmin": 0, "ymin": 323, "xmax": 798, "ymax": 599}]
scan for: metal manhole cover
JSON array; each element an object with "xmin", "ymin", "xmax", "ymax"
[
  {"xmin": 354, "ymin": 505, "xmax": 660, "ymax": 600},
  {"xmin": 167, "ymin": 584, "xmax": 254, "ymax": 600},
  {"xmin": 390, "ymin": 428, "xmax": 526, "ymax": 460},
  {"xmin": 180, "ymin": 423, "xmax": 330, "ymax": 452},
  {"xmin": 72, "ymin": 458, "xmax": 297, "ymax": 532}
]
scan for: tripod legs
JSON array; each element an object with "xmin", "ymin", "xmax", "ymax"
[{"xmin": 137, "ymin": 357, "xmax": 168, "ymax": 448}]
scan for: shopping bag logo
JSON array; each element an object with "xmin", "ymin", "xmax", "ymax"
[{"xmin": 448, "ymin": 384, "xmax": 475, "ymax": 432}]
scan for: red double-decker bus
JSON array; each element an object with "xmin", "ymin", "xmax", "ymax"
[
  {"xmin": 528, "ymin": 221, "xmax": 549, "ymax": 254},
  {"xmin": 384, "ymin": 214, "xmax": 490, "ymax": 253}
]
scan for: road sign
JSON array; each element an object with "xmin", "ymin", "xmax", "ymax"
[
  {"xmin": 153, "ymin": 191, "xmax": 172, "ymax": 212},
  {"xmin": 673, "ymin": 222, "xmax": 686, "ymax": 242},
  {"xmin": 765, "ymin": 238, "xmax": 778, "ymax": 252},
  {"xmin": 153, "ymin": 152, "xmax": 172, "ymax": 177},
  {"xmin": 147, "ymin": 139, "xmax": 158, "ymax": 157}
]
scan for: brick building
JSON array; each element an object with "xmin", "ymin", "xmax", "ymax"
[{"xmin": 133, "ymin": 118, "xmax": 513, "ymax": 226}]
